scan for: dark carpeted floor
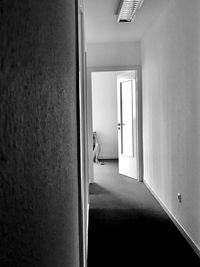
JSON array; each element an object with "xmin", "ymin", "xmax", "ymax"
[{"xmin": 88, "ymin": 160, "xmax": 200, "ymax": 267}]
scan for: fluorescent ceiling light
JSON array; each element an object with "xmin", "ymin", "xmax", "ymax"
[{"xmin": 117, "ymin": 0, "xmax": 145, "ymax": 23}]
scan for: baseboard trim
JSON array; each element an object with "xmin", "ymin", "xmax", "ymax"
[{"xmin": 143, "ymin": 180, "xmax": 200, "ymax": 258}]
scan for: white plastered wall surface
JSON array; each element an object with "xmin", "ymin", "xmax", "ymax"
[
  {"xmin": 142, "ymin": 0, "xmax": 200, "ymax": 250},
  {"xmin": 87, "ymin": 41, "xmax": 141, "ymax": 67},
  {"xmin": 92, "ymin": 71, "xmax": 122, "ymax": 159}
]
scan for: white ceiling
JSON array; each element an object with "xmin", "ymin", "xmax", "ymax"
[{"xmin": 85, "ymin": 0, "xmax": 170, "ymax": 43}]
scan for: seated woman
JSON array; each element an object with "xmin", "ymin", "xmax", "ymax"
[{"xmin": 93, "ymin": 132, "xmax": 101, "ymax": 163}]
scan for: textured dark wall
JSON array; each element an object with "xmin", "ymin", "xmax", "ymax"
[{"xmin": 0, "ymin": 0, "xmax": 79, "ymax": 266}]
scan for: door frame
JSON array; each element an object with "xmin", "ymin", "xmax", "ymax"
[
  {"xmin": 77, "ymin": 1, "xmax": 89, "ymax": 266},
  {"xmin": 87, "ymin": 65, "xmax": 143, "ymax": 183}
]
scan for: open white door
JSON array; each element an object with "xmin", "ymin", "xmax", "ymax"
[{"xmin": 117, "ymin": 71, "xmax": 138, "ymax": 179}]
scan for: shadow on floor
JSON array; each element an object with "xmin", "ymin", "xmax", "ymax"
[
  {"xmin": 89, "ymin": 183, "xmax": 110, "ymax": 195},
  {"xmin": 88, "ymin": 180, "xmax": 200, "ymax": 266}
]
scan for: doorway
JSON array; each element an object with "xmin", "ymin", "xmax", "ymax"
[{"xmin": 87, "ymin": 66, "xmax": 143, "ymax": 183}]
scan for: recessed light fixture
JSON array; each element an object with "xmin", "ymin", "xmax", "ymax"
[{"xmin": 117, "ymin": 0, "xmax": 145, "ymax": 23}]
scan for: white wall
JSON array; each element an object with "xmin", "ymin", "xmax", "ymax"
[
  {"xmin": 92, "ymin": 72, "xmax": 119, "ymax": 159},
  {"xmin": 142, "ymin": 0, "xmax": 200, "ymax": 251},
  {"xmin": 87, "ymin": 41, "xmax": 141, "ymax": 67}
]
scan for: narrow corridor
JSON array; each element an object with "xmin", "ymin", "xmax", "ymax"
[{"xmin": 88, "ymin": 160, "xmax": 199, "ymax": 266}]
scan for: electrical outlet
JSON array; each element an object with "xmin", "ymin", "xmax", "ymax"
[{"xmin": 178, "ymin": 193, "xmax": 182, "ymax": 203}]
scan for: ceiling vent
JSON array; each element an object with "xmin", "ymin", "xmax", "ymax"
[{"xmin": 117, "ymin": 0, "xmax": 144, "ymax": 23}]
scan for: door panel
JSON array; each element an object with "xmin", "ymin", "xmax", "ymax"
[
  {"xmin": 117, "ymin": 71, "xmax": 137, "ymax": 179},
  {"xmin": 121, "ymin": 80, "xmax": 134, "ymax": 157}
]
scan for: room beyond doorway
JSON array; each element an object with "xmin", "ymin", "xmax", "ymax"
[{"xmin": 91, "ymin": 71, "xmax": 122, "ymax": 162}]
